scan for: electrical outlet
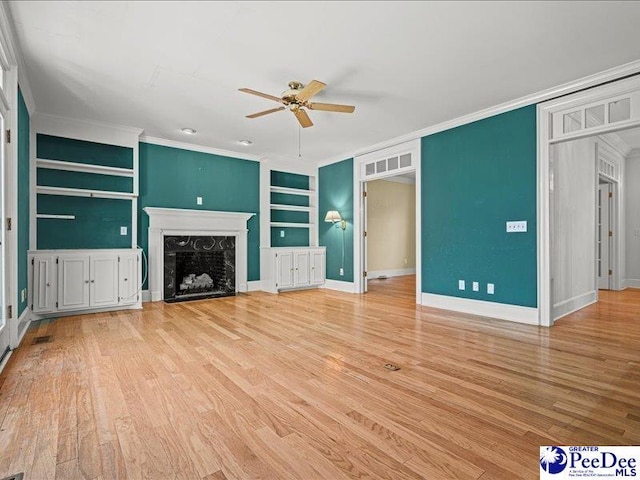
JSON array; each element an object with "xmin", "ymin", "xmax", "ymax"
[
  {"xmin": 197, "ymin": 196, "xmax": 203, "ymax": 205},
  {"xmin": 487, "ymin": 283, "xmax": 495, "ymax": 294},
  {"xmin": 458, "ymin": 280, "xmax": 465, "ymax": 290},
  {"xmin": 280, "ymin": 230, "xmax": 285, "ymax": 238},
  {"xmin": 21, "ymin": 288, "xmax": 26, "ymax": 302},
  {"xmin": 120, "ymin": 226, "xmax": 127, "ymax": 236},
  {"xmin": 506, "ymin": 221, "xmax": 527, "ymax": 233},
  {"xmin": 339, "ymin": 267, "xmax": 344, "ymax": 276},
  {"xmin": 472, "ymin": 281, "xmax": 479, "ymax": 292}
]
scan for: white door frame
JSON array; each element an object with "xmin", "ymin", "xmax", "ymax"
[
  {"xmin": 596, "ymin": 178, "xmax": 616, "ymax": 291},
  {"xmin": 353, "ymin": 139, "xmax": 421, "ymax": 303},
  {"xmin": 538, "ymin": 75, "xmax": 640, "ymax": 326}
]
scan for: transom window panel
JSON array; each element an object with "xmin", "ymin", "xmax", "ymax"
[{"xmin": 362, "ymin": 151, "xmax": 414, "ymax": 179}]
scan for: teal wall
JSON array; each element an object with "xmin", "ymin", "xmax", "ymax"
[
  {"xmin": 421, "ymin": 105, "xmax": 537, "ymax": 307},
  {"xmin": 318, "ymin": 158, "xmax": 354, "ymax": 281},
  {"xmin": 36, "ymin": 134, "xmax": 134, "ymax": 249},
  {"xmin": 17, "ymin": 88, "xmax": 29, "ymax": 315},
  {"xmin": 138, "ymin": 142, "xmax": 260, "ymax": 287}
]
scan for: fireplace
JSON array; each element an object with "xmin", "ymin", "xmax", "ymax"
[
  {"xmin": 143, "ymin": 208, "xmax": 255, "ymax": 302},
  {"xmin": 163, "ymin": 236, "xmax": 236, "ymax": 302}
]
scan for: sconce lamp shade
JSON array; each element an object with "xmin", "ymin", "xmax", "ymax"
[{"xmin": 324, "ymin": 210, "xmax": 342, "ymax": 223}]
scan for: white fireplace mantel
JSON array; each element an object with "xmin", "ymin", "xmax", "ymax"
[{"xmin": 143, "ymin": 207, "xmax": 256, "ymax": 301}]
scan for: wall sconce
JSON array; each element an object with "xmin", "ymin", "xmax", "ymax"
[
  {"xmin": 324, "ymin": 210, "xmax": 346, "ymax": 230},
  {"xmin": 325, "ymin": 210, "xmax": 346, "ymax": 276}
]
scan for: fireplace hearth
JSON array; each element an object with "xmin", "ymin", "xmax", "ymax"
[{"xmin": 163, "ymin": 236, "xmax": 235, "ymax": 302}]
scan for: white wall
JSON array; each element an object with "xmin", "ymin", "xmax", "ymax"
[
  {"xmin": 551, "ymin": 137, "xmax": 598, "ymax": 319},
  {"xmin": 625, "ymin": 150, "xmax": 640, "ymax": 287},
  {"xmin": 366, "ymin": 179, "xmax": 416, "ymax": 277}
]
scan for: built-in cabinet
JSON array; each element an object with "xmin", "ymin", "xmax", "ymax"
[
  {"xmin": 29, "ymin": 248, "xmax": 142, "ymax": 317},
  {"xmin": 262, "ymin": 247, "xmax": 326, "ymax": 293}
]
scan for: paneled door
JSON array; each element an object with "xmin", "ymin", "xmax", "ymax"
[
  {"xmin": 90, "ymin": 255, "xmax": 119, "ymax": 308},
  {"xmin": 276, "ymin": 251, "xmax": 294, "ymax": 289},
  {"xmin": 58, "ymin": 255, "xmax": 90, "ymax": 311},
  {"xmin": 597, "ymin": 182, "xmax": 612, "ymax": 290},
  {"xmin": 294, "ymin": 250, "xmax": 310, "ymax": 287}
]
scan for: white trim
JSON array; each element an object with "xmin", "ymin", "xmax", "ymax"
[
  {"xmin": 14, "ymin": 306, "xmax": 31, "ymax": 349},
  {"xmin": 353, "ymin": 138, "xmax": 421, "ymax": 303},
  {"xmin": 269, "ymin": 186, "xmax": 313, "ymax": 196},
  {"xmin": 247, "ymin": 280, "xmax": 261, "ymax": 292},
  {"xmin": 623, "ymin": 279, "xmax": 640, "ymax": 289},
  {"xmin": 368, "ymin": 268, "xmax": 416, "ymax": 278},
  {"xmin": 36, "ymin": 214, "xmax": 75, "ymax": 220},
  {"xmin": 322, "ymin": 279, "xmax": 356, "ymax": 293},
  {"xmin": 538, "ymin": 75, "xmax": 640, "ymax": 327},
  {"xmin": 270, "ymin": 203, "xmax": 311, "ymax": 212},
  {"xmin": 34, "ymin": 112, "xmax": 142, "ymax": 148},
  {"xmin": 36, "ymin": 185, "xmax": 136, "ymax": 200},
  {"xmin": 141, "ymin": 289, "xmax": 151, "ymax": 302},
  {"xmin": 318, "ymin": 59, "xmax": 640, "ymax": 168},
  {"xmin": 552, "ymin": 290, "xmax": 598, "ymax": 321},
  {"xmin": 270, "ymin": 222, "xmax": 311, "ymax": 228},
  {"xmin": 140, "ymin": 135, "xmax": 260, "ymax": 162},
  {"xmin": 420, "ymin": 293, "xmax": 539, "ymax": 326},
  {"xmin": 36, "ymin": 158, "xmax": 135, "ymax": 177},
  {"xmin": 30, "ymin": 302, "xmax": 143, "ymax": 321}
]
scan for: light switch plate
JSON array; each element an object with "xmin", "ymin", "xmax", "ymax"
[
  {"xmin": 196, "ymin": 196, "xmax": 203, "ymax": 205},
  {"xmin": 506, "ymin": 221, "xmax": 527, "ymax": 233},
  {"xmin": 487, "ymin": 283, "xmax": 495, "ymax": 294},
  {"xmin": 472, "ymin": 281, "xmax": 479, "ymax": 292},
  {"xmin": 458, "ymin": 280, "xmax": 465, "ymax": 290},
  {"xmin": 120, "ymin": 226, "xmax": 127, "ymax": 236}
]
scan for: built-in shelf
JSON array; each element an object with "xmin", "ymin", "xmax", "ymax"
[
  {"xmin": 37, "ymin": 185, "xmax": 137, "ymax": 200},
  {"xmin": 270, "ymin": 222, "xmax": 312, "ymax": 228},
  {"xmin": 36, "ymin": 214, "xmax": 76, "ymax": 220},
  {"xmin": 36, "ymin": 158, "xmax": 135, "ymax": 177},
  {"xmin": 270, "ymin": 186, "xmax": 313, "ymax": 196},
  {"xmin": 269, "ymin": 203, "xmax": 312, "ymax": 212}
]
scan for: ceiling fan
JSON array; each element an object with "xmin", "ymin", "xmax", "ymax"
[{"xmin": 239, "ymin": 80, "xmax": 355, "ymax": 128}]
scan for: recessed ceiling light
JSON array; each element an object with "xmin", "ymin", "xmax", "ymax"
[
  {"xmin": 181, "ymin": 128, "xmax": 196, "ymax": 135},
  {"xmin": 238, "ymin": 140, "xmax": 253, "ymax": 146}
]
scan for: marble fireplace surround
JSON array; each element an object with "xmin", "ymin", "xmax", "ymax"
[{"xmin": 143, "ymin": 207, "xmax": 255, "ymax": 302}]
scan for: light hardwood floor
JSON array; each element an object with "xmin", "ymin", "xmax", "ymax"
[{"xmin": 1, "ymin": 276, "xmax": 639, "ymax": 479}]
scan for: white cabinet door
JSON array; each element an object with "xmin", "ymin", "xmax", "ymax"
[
  {"xmin": 58, "ymin": 255, "xmax": 90, "ymax": 311},
  {"xmin": 310, "ymin": 249, "xmax": 326, "ymax": 286},
  {"xmin": 294, "ymin": 251, "xmax": 310, "ymax": 287},
  {"xmin": 118, "ymin": 252, "xmax": 139, "ymax": 305},
  {"xmin": 32, "ymin": 255, "xmax": 57, "ymax": 313},
  {"xmin": 90, "ymin": 255, "xmax": 119, "ymax": 308},
  {"xmin": 276, "ymin": 251, "xmax": 294, "ymax": 289}
]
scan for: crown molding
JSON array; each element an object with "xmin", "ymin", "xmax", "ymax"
[
  {"xmin": 598, "ymin": 131, "xmax": 632, "ymax": 158},
  {"xmin": 140, "ymin": 135, "xmax": 261, "ymax": 162},
  {"xmin": 318, "ymin": 59, "xmax": 640, "ymax": 168},
  {"xmin": 627, "ymin": 148, "xmax": 640, "ymax": 159},
  {"xmin": 0, "ymin": 2, "xmax": 36, "ymax": 115}
]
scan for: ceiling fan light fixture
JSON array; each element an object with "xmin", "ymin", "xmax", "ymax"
[
  {"xmin": 181, "ymin": 127, "xmax": 197, "ymax": 135},
  {"xmin": 238, "ymin": 139, "xmax": 253, "ymax": 146}
]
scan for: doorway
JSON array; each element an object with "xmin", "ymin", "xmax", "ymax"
[
  {"xmin": 597, "ymin": 179, "xmax": 613, "ymax": 290},
  {"xmin": 363, "ymin": 172, "xmax": 416, "ymax": 296}
]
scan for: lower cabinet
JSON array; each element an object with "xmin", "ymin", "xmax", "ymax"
[
  {"xmin": 262, "ymin": 247, "xmax": 326, "ymax": 293},
  {"xmin": 29, "ymin": 249, "xmax": 142, "ymax": 316}
]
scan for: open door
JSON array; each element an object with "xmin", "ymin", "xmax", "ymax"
[
  {"xmin": 0, "ymin": 104, "xmax": 8, "ymax": 364},
  {"xmin": 362, "ymin": 181, "xmax": 368, "ymax": 293},
  {"xmin": 597, "ymin": 181, "xmax": 612, "ymax": 290}
]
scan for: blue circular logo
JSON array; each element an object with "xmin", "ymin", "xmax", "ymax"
[{"xmin": 540, "ymin": 446, "xmax": 568, "ymax": 474}]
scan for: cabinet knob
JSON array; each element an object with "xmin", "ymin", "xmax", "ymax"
[
  {"xmin": 124, "ymin": 278, "xmax": 128, "ymax": 281},
  {"xmin": 85, "ymin": 280, "xmax": 89, "ymax": 284},
  {"xmin": 46, "ymin": 282, "xmax": 50, "ymax": 287},
  {"xmin": 90, "ymin": 280, "xmax": 95, "ymax": 283}
]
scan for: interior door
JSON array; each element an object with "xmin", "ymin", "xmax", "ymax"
[
  {"xmin": 597, "ymin": 182, "xmax": 612, "ymax": 290},
  {"xmin": 0, "ymin": 104, "xmax": 8, "ymax": 361}
]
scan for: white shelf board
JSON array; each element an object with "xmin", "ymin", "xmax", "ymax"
[
  {"xmin": 37, "ymin": 185, "xmax": 137, "ymax": 200},
  {"xmin": 36, "ymin": 214, "xmax": 76, "ymax": 220},
  {"xmin": 270, "ymin": 222, "xmax": 311, "ymax": 228},
  {"xmin": 37, "ymin": 158, "xmax": 134, "ymax": 177},
  {"xmin": 270, "ymin": 203, "xmax": 311, "ymax": 212},
  {"xmin": 270, "ymin": 186, "xmax": 313, "ymax": 196}
]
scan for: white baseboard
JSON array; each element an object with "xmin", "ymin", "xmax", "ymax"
[
  {"xmin": 323, "ymin": 279, "xmax": 356, "ymax": 293},
  {"xmin": 623, "ymin": 279, "xmax": 640, "ymax": 289},
  {"xmin": 368, "ymin": 268, "xmax": 416, "ymax": 279},
  {"xmin": 420, "ymin": 293, "xmax": 539, "ymax": 325},
  {"xmin": 15, "ymin": 307, "xmax": 31, "ymax": 348},
  {"xmin": 142, "ymin": 290, "xmax": 151, "ymax": 302},
  {"xmin": 247, "ymin": 281, "xmax": 261, "ymax": 292},
  {"xmin": 151, "ymin": 290, "xmax": 162, "ymax": 302},
  {"xmin": 553, "ymin": 290, "xmax": 597, "ymax": 320},
  {"xmin": 0, "ymin": 349, "xmax": 12, "ymax": 374}
]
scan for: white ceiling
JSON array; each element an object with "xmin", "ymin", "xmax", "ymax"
[
  {"xmin": 616, "ymin": 127, "xmax": 640, "ymax": 150},
  {"xmin": 9, "ymin": 1, "xmax": 640, "ymax": 164}
]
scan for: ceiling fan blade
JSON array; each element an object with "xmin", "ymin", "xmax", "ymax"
[
  {"xmin": 238, "ymin": 88, "xmax": 283, "ymax": 103},
  {"xmin": 246, "ymin": 106, "xmax": 286, "ymax": 119},
  {"xmin": 307, "ymin": 102, "xmax": 355, "ymax": 113},
  {"xmin": 293, "ymin": 108, "xmax": 313, "ymax": 128},
  {"xmin": 295, "ymin": 80, "xmax": 326, "ymax": 102}
]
